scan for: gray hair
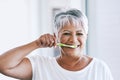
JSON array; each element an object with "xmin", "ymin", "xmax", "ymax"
[{"xmin": 54, "ymin": 9, "xmax": 88, "ymax": 35}]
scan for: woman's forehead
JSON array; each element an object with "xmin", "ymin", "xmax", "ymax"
[
  {"xmin": 62, "ymin": 23, "xmax": 83, "ymax": 30},
  {"xmin": 59, "ymin": 23, "xmax": 84, "ymax": 32}
]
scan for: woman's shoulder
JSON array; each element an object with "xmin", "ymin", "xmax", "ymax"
[
  {"xmin": 93, "ymin": 58, "xmax": 107, "ymax": 65},
  {"xmin": 27, "ymin": 54, "xmax": 55, "ymax": 62},
  {"xmin": 92, "ymin": 57, "xmax": 111, "ymax": 70}
]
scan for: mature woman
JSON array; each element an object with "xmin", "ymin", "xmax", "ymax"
[{"xmin": 0, "ymin": 9, "xmax": 113, "ymax": 80}]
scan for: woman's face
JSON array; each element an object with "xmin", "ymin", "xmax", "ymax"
[{"xmin": 57, "ymin": 23, "xmax": 87, "ymax": 56}]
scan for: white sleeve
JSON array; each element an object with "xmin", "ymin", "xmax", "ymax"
[
  {"xmin": 104, "ymin": 64, "xmax": 114, "ymax": 80},
  {"xmin": 27, "ymin": 54, "xmax": 43, "ymax": 80},
  {"xmin": 27, "ymin": 55, "xmax": 37, "ymax": 80},
  {"xmin": 101, "ymin": 61, "xmax": 114, "ymax": 80}
]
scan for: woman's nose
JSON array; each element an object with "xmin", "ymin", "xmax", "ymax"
[{"xmin": 69, "ymin": 35, "xmax": 78, "ymax": 43}]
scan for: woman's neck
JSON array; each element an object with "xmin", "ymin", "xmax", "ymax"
[
  {"xmin": 56, "ymin": 55, "xmax": 92, "ymax": 71},
  {"xmin": 59, "ymin": 55, "xmax": 83, "ymax": 66}
]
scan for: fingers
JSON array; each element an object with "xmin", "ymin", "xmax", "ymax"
[{"xmin": 37, "ymin": 33, "xmax": 57, "ymax": 48}]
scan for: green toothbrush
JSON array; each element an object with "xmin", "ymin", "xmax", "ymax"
[{"xmin": 57, "ymin": 43, "xmax": 77, "ymax": 48}]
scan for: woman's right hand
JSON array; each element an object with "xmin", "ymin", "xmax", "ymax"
[{"xmin": 36, "ymin": 33, "xmax": 57, "ymax": 48}]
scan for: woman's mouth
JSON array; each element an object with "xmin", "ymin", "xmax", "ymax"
[{"xmin": 57, "ymin": 43, "xmax": 80, "ymax": 48}]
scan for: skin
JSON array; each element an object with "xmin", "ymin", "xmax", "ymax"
[{"xmin": 0, "ymin": 23, "xmax": 92, "ymax": 79}]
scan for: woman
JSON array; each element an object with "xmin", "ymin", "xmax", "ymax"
[{"xmin": 0, "ymin": 9, "xmax": 113, "ymax": 80}]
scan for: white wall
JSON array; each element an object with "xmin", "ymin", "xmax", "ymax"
[
  {"xmin": 0, "ymin": 0, "xmax": 31, "ymax": 54},
  {"xmin": 87, "ymin": 0, "xmax": 120, "ymax": 80}
]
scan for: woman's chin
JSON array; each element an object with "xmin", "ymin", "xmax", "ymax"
[
  {"xmin": 61, "ymin": 48, "xmax": 82, "ymax": 56},
  {"xmin": 65, "ymin": 52, "xmax": 81, "ymax": 57}
]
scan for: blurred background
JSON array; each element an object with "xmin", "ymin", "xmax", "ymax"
[{"xmin": 0, "ymin": 0, "xmax": 120, "ymax": 80}]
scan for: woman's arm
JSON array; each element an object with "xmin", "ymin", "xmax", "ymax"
[
  {"xmin": 0, "ymin": 40, "xmax": 39, "ymax": 79},
  {"xmin": 0, "ymin": 33, "xmax": 56, "ymax": 79}
]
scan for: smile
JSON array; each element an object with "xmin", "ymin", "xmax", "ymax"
[{"xmin": 57, "ymin": 43, "xmax": 80, "ymax": 48}]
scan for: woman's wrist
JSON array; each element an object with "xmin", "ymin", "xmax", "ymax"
[{"xmin": 34, "ymin": 39, "xmax": 42, "ymax": 48}]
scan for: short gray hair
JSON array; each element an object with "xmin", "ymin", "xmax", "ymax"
[{"xmin": 54, "ymin": 9, "xmax": 88, "ymax": 34}]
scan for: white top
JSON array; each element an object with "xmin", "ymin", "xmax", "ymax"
[{"xmin": 28, "ymin": 55, "xmax": 114, "ymax": 80}]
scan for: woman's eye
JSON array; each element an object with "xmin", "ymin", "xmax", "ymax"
[
  {"xmin": 76, "ymin": 33, "xmax": 83, "ymax": 36},
  {"xmin": 63, "ymin": 33, "xmax": 71, "ymax": 35}
]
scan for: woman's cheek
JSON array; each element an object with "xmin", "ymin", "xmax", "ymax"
[
  {"xmin": 60, "ymin": 36, "xmax": 68, "ymax": 43},
  {"xmin": 78, "ymin": 38, "xmax": 86, "ymax": 47}
]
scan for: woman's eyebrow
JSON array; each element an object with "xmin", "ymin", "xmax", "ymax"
[
  {"xmin": 63, "ymin": 30, "xmax": 71, "ymax": 32},
  {"xmin": 76, "ymin": 30, "xmax": 83, "ymax": 32}
]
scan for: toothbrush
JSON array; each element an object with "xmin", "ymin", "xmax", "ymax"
[{"xmin": 57, "ymin": 43, "xmax": 77, "ymax": 48}]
